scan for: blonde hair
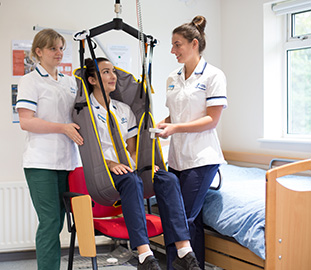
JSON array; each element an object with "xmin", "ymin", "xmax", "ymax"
[{"xmin": 31, "ymin": 29, "xmax": 66, "ymax": 62}]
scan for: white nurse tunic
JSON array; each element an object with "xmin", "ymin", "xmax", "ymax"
[
  {"xmin": 166, "ymin": 57, "xmax": 227, "ymax": 171},
  {"xmin": 16, "ymin": 64, "xmax": 79, "ymax": 170}
]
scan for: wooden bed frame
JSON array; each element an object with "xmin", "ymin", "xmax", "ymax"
[{"xmin": 204, "ymin": 151, "xmax": 311, "ymax": 270}]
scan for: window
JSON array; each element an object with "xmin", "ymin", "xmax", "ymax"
[
  {"xmin": 286, "ymin": 10, "xmax": 311, "ymax": 136},
  {"xmin": 263, "ymin": 2, "xmax": 311, "ymax": 142},
  {"xmin": 291, "ymin": 10, "xmax": 311, "ymax": 37}
]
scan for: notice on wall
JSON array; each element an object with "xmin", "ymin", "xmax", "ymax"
[
  {"xmin": 12, "ymin": 40, "xmax": 73, "ymax": 77},
  {"xmin": 12, "ymin": 40, "xmax": 35, "ymax": 77},
  {"xmin": 107, "ymin": 44, "xmax": 131, "ymax": 71},
  {"xmin": 12, "ymin": 84, "xmax": 19, "ymax": 123},
  {"xmin": 58, "ymin": 41, "xmax": 73, "ymax": 76}
]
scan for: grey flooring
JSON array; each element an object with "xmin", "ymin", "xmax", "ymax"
[{"xmin": 0, "ymin": 245, "xmax": 219, "ymax": 270}]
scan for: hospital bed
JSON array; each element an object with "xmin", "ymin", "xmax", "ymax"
[{"xmin": 203, "ymin": 151, "xmax": 311, "ymax": 270}]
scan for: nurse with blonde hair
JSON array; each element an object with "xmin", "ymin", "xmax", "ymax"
[{"xmin": 16, "ymin": 29, "xmax": 83, "ymax": 270}]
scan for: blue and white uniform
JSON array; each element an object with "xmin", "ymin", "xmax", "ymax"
[
  {"xmin": 16, "ymin": 64, "xmax": 79, "ymax": 170},
  {"xmin": 166, "ymin": 57, "xmax": 227, "ymax": 171},
  {"xmin": 16, "ymin": 63, "xmax": 79, "ymax": 270},
  {"xmin": 90, "ymin": 94, "xmax": 190, "ymax": 254},
  {"xmin": 90, "ymin": 94, "xmax": 137, "ymax": 166},
  {"xmin": 165, "ymin": 57, "xmax": 227, "ymax": 269}
]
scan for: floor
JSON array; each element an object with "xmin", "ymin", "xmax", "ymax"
[{"xmin": 0, "ymin": 244, "xmax": 219, "ymax": 270}]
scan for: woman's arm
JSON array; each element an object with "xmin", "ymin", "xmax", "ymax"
[
  {"xmin": 157, "ymin": 105, "xmax": 223, "ymax": 138},
  {"xmin": 18, "ymin": 108, "xmax": 84, "ymax": 145},
  {"xmin": 106, "ymin": 136, "xmax": 136, "ymax": 175},
  {"xmin": 126, "ymin": 136, "xmax": 137, "ymax": 162},
  {"xmin": 157, "ymin": 116, "xmax": 171, "ymax": 125}
]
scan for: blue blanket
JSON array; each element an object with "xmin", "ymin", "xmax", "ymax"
[
  {"xmin": 203, "ymin": 164, "xmax": 267, "ymax": 259},
  {"xmin": 203, "ymin": 163, "xmax": 311, "ymax": 260}
]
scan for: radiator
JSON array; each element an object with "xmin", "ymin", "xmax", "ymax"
[
  {"xmin": 0, "ymin": 181, "xmax": 37, "ymax": 252},
  {"xmin": 0, "ymin": 182, "xmax": 105, "ymax": 253}
]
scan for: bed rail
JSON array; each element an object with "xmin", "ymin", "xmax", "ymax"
[{"xmin": 204, "ymin": 152, "xmax": 310, "ymax": 270}]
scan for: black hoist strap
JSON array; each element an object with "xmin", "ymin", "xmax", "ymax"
[
  {"xmin": 86, "ymin": 36, "xmax": 114, "ymax": 128},
  {"xmin": 74, "ymin": 102, "xmax": 88, "ymax": 114}
]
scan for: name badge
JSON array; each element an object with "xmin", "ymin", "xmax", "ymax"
[
  {"xmin": 168, "ymin": 84, "xmax": 175, "ymax": 90},
  {"xmin": 121, "ymin": 117, "xmax": 127, "ymax": 124},
  {"xmin": 196, "ymin": 83, "xmax": 206, "ymax": 91},
  {"xmin": 97, "ymin": 114, "xmax": 106, "ymax": 123}
]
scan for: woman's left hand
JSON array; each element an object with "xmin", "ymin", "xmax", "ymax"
[{"xmin": 63, "ymin": 123, "xmax": 84, "ymax": 146}]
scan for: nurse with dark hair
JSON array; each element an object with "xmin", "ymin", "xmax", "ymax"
[
  {"xmin": 84, "ymin": 57, "xmax": 201, "ymax": 270},
  {"xmin": 157, "ymin": 16, "xmax": 228, "ymax": 269}
]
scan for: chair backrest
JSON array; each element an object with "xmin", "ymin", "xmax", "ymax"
[{"xmin": 68, "ymin": 167, "xmax": 123, "ymax": 218}]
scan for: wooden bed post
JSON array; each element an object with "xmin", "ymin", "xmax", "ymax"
[
  {"xmin": 266, "ymin": 159, "xmax": 311, "ymax": 270},
  {"xmin": 265, "ymin": 169, "xmax": 277, "ymax": 270}
]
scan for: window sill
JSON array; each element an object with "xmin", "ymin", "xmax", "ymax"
[{"xmin": 258, "ymin": 138, "xmax": 311, "ymax": 145}]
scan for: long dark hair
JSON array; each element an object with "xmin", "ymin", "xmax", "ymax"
[
  {"xmin": 173, "ymin": 15, "xmax": 206, "ymax": 55},
  {"xmin": 85, "ymin": 57, "xmax": 111, "ymax": 93}
]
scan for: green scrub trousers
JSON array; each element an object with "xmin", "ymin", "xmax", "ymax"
[{"xmin": 24, "ymin": 168, "xmax": 69, "ymax": 270}]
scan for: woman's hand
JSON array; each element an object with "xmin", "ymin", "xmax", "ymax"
[
  {"xmin": 18, "ymin": 108, "xmax": 84, "ymax": 145},
  {"xmin": 62, "ymin": 123, "xmax": 84, "ymax": 146},
  {"xmin": 107, "ymin": 161, "xmax": 133, "ymax": 175},
  {"xmin": 154, "ymin": 165, "xmax": 160, "ymax": 173},
  {"xmin": 157, "ymin": 106, "xmax": 224, "ymax": 136},
  {"xmin": 156, "ymin": 123, "xmax": 176, "ymax": 138}
]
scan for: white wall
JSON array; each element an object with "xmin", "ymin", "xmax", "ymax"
[
  {"xmin": 1, "ymin": 0, "xmax": 310, "ymax": 253},
  {"xmin": 220, "ymin": 0, "xmax": 311, "ymax": 158},
  {"xmin": 1, "ymin": 0, "xmax": 309, "ymax": 190},
  {"xmin": 0, "ymin": 0, "xmax": 222, "ymax": 184}
]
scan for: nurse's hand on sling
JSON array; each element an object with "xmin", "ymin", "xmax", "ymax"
[
  {"xmin": 18, "ymin": 108, "xmax": 84, "ymax": 146},
  {"xmin": 108, "ymin": 161, "xmax": 134, "ymax": 175},
  {"xmin": 63, "ymin": 123, "xmax": 84, "ymax": 146}
]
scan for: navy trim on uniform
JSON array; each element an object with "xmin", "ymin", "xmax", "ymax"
[
  {"xmin": 206, "ymin": 96, "xmax": 227, "ymax": 102},
  {"xmin": 59, "ymin": 73, "xmax": 64, "ymax": 77},
  {"xmin": 128, "ymin": 125, "xmax": 138, "ymax": 133},
  {"xmin": 16, "ymin": 99, "xmax": 37, "ymax": 106},
  {"xmin": 89, "ymin": 96, "xmax": 99, "ymax": 109},
  {"xmin": 35, "ymin": 67, "xmax": 49, "ymax": 77},
  {"xmin": 177, "ymin": 61, "xmax": 207, "ymax": 76},
  {"xmin": 195, "ymin": 61, "xmax": 207, "ymax": 75}
]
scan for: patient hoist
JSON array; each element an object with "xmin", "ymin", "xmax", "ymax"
[{"xmin": 72, "ymin": 0, "xmax": 166, "ymax": 206}]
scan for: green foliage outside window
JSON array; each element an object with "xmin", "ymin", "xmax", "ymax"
[{"xmin": 287, "ymin": 10, "xmax": 311, "ymax": 135}]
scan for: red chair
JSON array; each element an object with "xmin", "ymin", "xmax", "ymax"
[{"xmin": 63, "ymin": 167, "xmax": 163, "ymax": 270}]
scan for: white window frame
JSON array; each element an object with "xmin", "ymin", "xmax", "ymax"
[
  {"xmin": 262, "ymin": 1, "xmax": 311, "ymax": 144},
  {"xmin": 285, "ymin": 11, "xmax": 311, "ymax": 139}
]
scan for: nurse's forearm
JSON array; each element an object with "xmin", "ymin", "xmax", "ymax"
[
  {"xmin": 18, "ymin": 108, "xmax": 83, "ymax": 145},
  {"xmin": 157, "ymin": 116, "xmax": 171, "ymax": 126},
  {"xmin": 174, "ymin": 105, "xmax": 223, "ymax": 133},
  {"xmin": 174, "ymin": 115, "xmax": 217, "ymax": 133},
  {"xmin": 20, "ymin": 116, "xmax": 70, "ymax": 134}
]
